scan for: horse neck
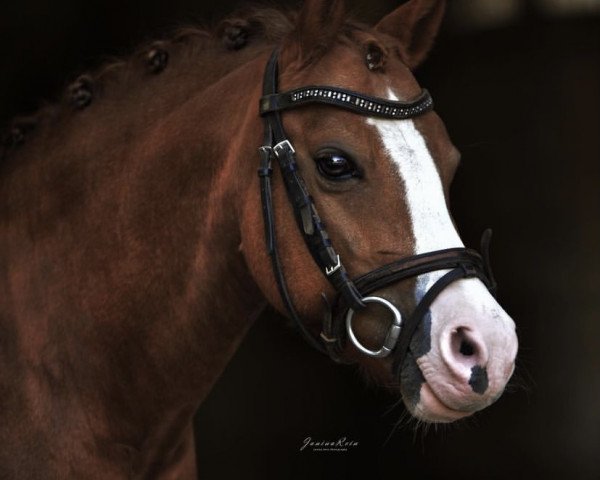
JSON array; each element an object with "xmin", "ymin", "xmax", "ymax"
[
  {"xmin": 0, "ymin": 48, "xmax": 273, "ymax": 474},
  {"xmin": 147, "ymin": 54, "xmax": 269, "ymax": 399},
  {"xmin": 78, "ymin": 53, "xmax": 270, "ymax": 460}
]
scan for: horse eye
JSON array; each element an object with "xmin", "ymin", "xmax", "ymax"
[
  {"xmin": 315, "ymin": 152, "xmax": 360, "ymax": 181},
  {"xmin": 366, "ymin": 44, "xmax": 385, "ymax": 71}
]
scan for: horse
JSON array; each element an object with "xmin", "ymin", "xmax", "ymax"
[{"xmin": 0, "ymin": 0, "xmax": 518, "ymax": 477}]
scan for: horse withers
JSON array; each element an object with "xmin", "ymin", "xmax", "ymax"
[{"xmin": 0, "ymin": 0, "xmax": 518, "ymax": 477}]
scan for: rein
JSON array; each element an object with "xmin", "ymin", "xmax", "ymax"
[{"xmin": 257, "ymin": 50, "xmax": 496, "ymax": 377}]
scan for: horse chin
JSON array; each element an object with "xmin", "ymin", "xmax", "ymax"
[
  {"xmin": 408, "ymin": 383, "xmax": 474, "ymax": 423},
  {"xmin": 398, "ymin": 355, "xmax": 475, "ymax": 424}
]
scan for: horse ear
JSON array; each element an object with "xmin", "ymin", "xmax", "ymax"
[
  {"xmin": 375, "ymin": 0, "xmax": 446, "ymax": 69},
  {"xmin": 288, "ymin": 0, "xmax": 346, "ymax": 64}
]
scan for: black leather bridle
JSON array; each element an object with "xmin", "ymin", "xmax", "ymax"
[{"xmin": 258, "ymin": 50, "xmax": 496, "ymax": 377}]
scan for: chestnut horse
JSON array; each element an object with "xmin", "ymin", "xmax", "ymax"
[{"xmin": 0, "ymin": 0, "xmax": 518, "ymax": 477}]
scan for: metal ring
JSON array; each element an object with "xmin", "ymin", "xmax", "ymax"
[{"xmin": 346, "ymin": 296, "xmax": 402, "ymax": 358}]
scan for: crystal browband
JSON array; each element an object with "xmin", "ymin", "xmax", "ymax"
[{"xmin": 260, "ymin": 85, "xmax": 433, "ymax": 119}]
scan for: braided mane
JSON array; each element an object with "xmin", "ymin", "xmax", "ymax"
[{"xmin": 0, "ymin": 7, "xmax": 297, "ymax": 162}]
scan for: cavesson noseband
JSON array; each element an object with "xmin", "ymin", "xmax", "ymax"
[{"xmin": 258, "ymin": 50, "xmax": 496, "ymax": 377}]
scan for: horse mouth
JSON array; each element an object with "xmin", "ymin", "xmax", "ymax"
[{"xmin": 412, "ymin": 383, "xmax": 473, "ymax": 423}]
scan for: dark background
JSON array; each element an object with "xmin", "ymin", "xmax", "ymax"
[{"xmin": 2, "ymin": 0, "xmax": 599, "ymax": 479}]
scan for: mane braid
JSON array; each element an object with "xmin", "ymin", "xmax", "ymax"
[
  {"xmin": 0, "ymin": 5, "xmax": 372, "ymax": 166},
  {"xmin": 0, "ymin": 6, "xmax": 302, "ymax": 162}
]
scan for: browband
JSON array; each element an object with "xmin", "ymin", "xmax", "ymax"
[{"xmin": 260, "ymin": 85, "xmax": 433, "ymax": 119}]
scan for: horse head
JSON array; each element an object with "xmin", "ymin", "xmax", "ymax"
[{"xmin": 241, "ymin": 0, "xmax": 518, "ymax": 423}]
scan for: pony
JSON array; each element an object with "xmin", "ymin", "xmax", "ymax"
[{"xmin": 0, "ymin": 0, "xmax": 518, "ymax": 477}]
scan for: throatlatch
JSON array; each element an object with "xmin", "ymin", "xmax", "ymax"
[{"xmin": 258, "ymin": 50, "xmax": 496, "ymax": 377}]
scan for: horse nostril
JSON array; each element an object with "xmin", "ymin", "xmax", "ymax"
[
  {"xmin": 440, "ymin": 325, "xmax": 492, "ymax": 395},
  {"xmin": 454, "ymin": 327, "xmax": 478, "ymax": 358},
  {"xmin": 459, "ymin": 338, "xmax": 475, "ymax": 357},
  {"xmin": 445, "ymin": 326, "xmax": 488, "ymax": 374}
]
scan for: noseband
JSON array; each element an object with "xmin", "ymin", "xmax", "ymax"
[{"xmin": 258, "ymin": 50, "xmax": 496, "ymax": 377}]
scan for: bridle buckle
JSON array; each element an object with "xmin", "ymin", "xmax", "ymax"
[
  {"xmin": 272, "ymin": 139, "xmax": 295, "ymax": 158},
  {"xmin": 325, "ymin": 255, "xmax": 341, "ymax": 276}
]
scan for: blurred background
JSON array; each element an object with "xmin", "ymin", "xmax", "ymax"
[{"xmin": 1, "ymin": 0, "xmax": 598, "ymax": 478}]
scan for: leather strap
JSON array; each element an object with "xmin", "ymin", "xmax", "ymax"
[
  {"xmin": 354, "ymin": 247, "xmax": 490, "ymax": 295},
  {"xmin": 260, "ymin": 50, "xmax": 364, "ymax": 312}
]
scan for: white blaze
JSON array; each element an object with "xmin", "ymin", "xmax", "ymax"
[{"xmin": 367, "ymin": 90, "xmax": 462, "ymax": 295}]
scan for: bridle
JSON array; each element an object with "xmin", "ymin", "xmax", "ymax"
[{"xmin": 258, "ymin": 50, "xmax": 496, "ymax": 377}]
